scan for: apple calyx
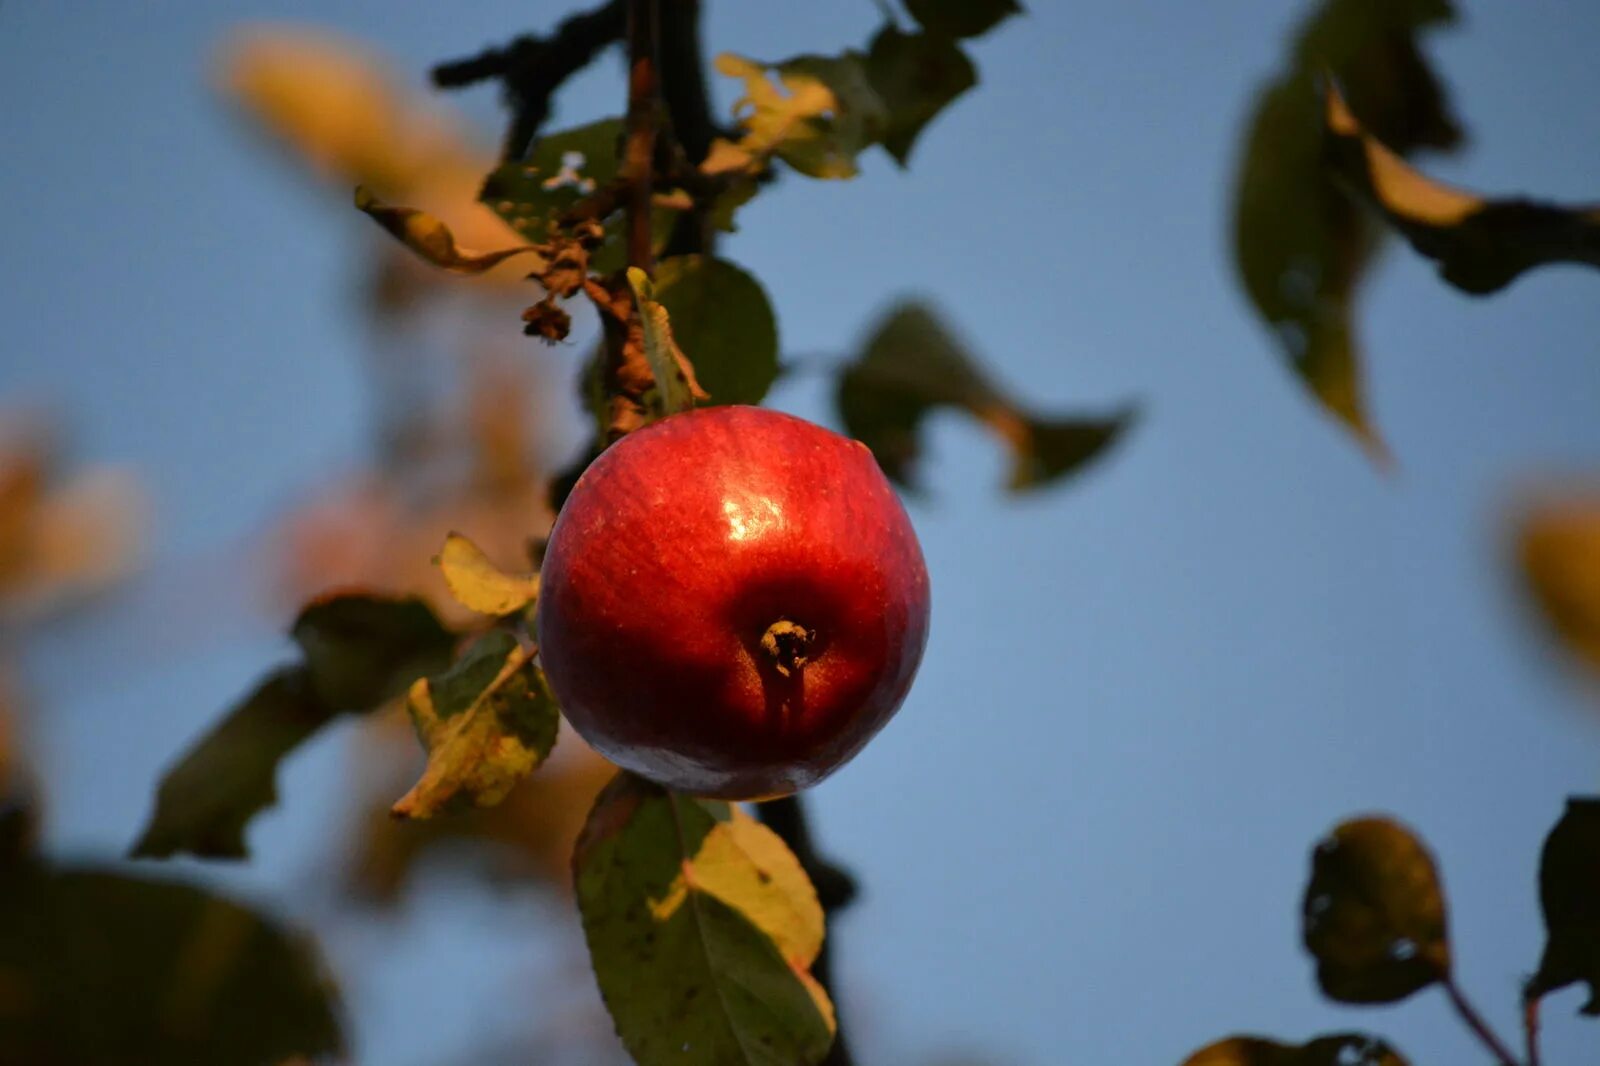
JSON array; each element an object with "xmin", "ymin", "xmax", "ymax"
[{"xmin": 760, "ymin": 619, "xmax": 815, "ymax": 678}]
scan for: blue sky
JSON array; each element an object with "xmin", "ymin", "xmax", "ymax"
[{"xmin": 4, "ymin": 2, "xmax": 1600, "ymax": 1064}]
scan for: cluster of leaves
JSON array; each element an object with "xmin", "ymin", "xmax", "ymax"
[{"xmin": 1183, "ymin": 805, "xmax": 1600, "ymax": 1065}]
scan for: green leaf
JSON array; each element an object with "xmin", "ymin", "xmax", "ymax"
[
  {"xmin": 627, "ymin": 267, "xmax": 700, "ymax": 417},
  {"xmin": 836, "ymin": 301, "xmax": 1134, "ymax": 492},
  {"xmin": 0, "ymin": 860, "xmax": 343, "ymax": 1064},
  {"xmin": 1527, "ymin": 797, "xmax": 1600, "ymax": 1014},
  {"xmin": 1518, "ymin": 495, "xmax": 1600, "ymax": 678},
  {"xmin": 355, "ymin": 185, "xmax": 546, "ymax": 274},
  {"xmin": 864, "ymin": 27, "xmax": 977, "ymax": 166},
  {"xmin": 436, "ymin": 531, "xmax": 539, "ymax": 617},
  {"xmin": 1325, "ymin": 84, "xmax": 1600, "ymax": 295},
  {"xmin": 292, "ymin": 592, "xmax": 455, "ymax": 712},
  {"xmin": 132, "ymin": 668, "xmax": 326, "ymax": 860},
  {"xmin": 654, "ymin": 256, "xmax": 780, "ymax": 407},
  {"xmin": 715, "ymin": 52, "xmax": 888, "ymax": 179},
  {"xmin": 1182, "ymin": 1033, "xmax": 1409, "ymax": 1066},
  {"xmin": 480, "ymin": 119, "xmax": 623, "ymax": 237},
  {"xmin": 575, "ymin": 772, "xmax": 835, "ymax": 1066},
  {"xmin": 392, "ymin": 631, "xmax": 560, "ymax": 819},
  {"xmin": 905, "ymin": 0, "xmax": 1024, "ymax": 39},
  {"xmin": 1231, "ymin": 0, "xmax": 1461, "ymax": 458},
  {"xmin": 134, "ymin": 593, "xmax": 454, "ymax": 859},
  {"xmin": 1301, "ymin": 816, "xmax": 1450, "ymax": 1004}
]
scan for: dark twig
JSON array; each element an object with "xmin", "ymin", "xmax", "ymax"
[
  {"xmin": 431, "ymin": 0, "xmax": 625, "ymax": 161},
  {"xmin": 620, "ymin": 0, "xmax": 661, "ymax": 274},
  {"xmin": 1442, "ymin": 975, "xmax": 1521, "ymax": 1066},
  {"xmin": 1523, "ymin": 993, "xmax": 1542, "ymax": 1066},
  {"xmin": 757, "ymin": 795, "xmax": 859, "ymax": 1066}
]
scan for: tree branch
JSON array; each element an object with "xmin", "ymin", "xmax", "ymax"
[
  {"xmin": 431, "ymin": 0, "xmax": 626, "ymax": 161},
  {"xmin": 620, "ymin": 0, "xmax": 661, "ymax": 274},
  {"xmin": 658, "ymin": 0, "xmax": 719, "ymax": 258},
  {"xmin": 757, "ymin": 795, "xmax": 859, "ymax": 1066}
]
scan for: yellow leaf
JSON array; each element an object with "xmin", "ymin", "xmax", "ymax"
[
  {"xmin": 355, "ymin": 186, "xmax": 547, "ymax": 275},
  {"xmin": 435, "ymin": 532, "xmax": 539, "ymax": 617}
]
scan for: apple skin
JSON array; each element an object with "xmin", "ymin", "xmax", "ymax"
[{"xmin": 536, "ymin": 405, "xmax": 930, "ymax": 799}]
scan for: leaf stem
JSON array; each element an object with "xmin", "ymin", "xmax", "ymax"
[
  {"xmin": 1442, "ymin": 974, "xmax": 1521, "ymax": 1066},
  {"xmin": 1523, "ymin": 993, "xmax": 1542, "ymax": 1066}
]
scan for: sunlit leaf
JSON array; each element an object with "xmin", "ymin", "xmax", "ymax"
[
  {"xmin": 0, "ymin": 859, "xmax": 343, "ymax": 1064},
  {"xmin": 1518, "ymin": 493, "xmax": 1600, "ymax": 677},
  {"xmin": 132, "ymin": 668, "xmax": 326, "ymax": 860},
  {"xmin": 134, "ymin": 593, "xmax": 454, "ymax": 859},
  {"xmin": 574, "ymin": 772, "xmax": 835, "ymax": 1066},
  {"xmin": 653, "ymin": 256, "xmax": 779, "ymax": 407},
  {"xmin": 715, "ymin": 52, "xmax": 887, "ymax": 179},
  {"xmin": 1232, "ymin": 0, "xmax": 1461, "ymax": 457},
  {"xmin": 836, "ymin": 301, "xmax": 1134, "ymax": 492},
  {"xmin": 1527, "ymin": 797, "xmax": 1600, "ymax": 1015},
  {"xmin": 627, "ymin": 267, "xmax": 703, "ymax": 417},
  {"xmin": 392, "ymin": 631, "xmax": 559, "ymax": 819},
  {"xmin": 356, "ymin": 185, "xmax": 547, "ymax": 274},
  {"xmin": 1301, "ymin": 816, "xmax": 1450, "ymax": 1004},
  {"xmin": 1182, "ymin": 1032, "xmax": 1409, "ymax": 1066},
  {"xmin": 863, "ymin": 27, "xmax": 976, "ymax": 166},
  {"xmin": 905, "ymin": 0, "xmax": 1024, "ymax": 39},
  {"xmin": 436, "ymin": 531, "xmax": 539, "ymax": 617},
  {"xmin": 1325, "ymin": 84, "xmax": 1600, "ymax": 295}
]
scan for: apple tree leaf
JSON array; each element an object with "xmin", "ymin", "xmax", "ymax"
[
  {"xmin": 863, "ymin": 27, "xmax": 977, "ymax": 166},
  {"xmin": 1232, "ymin": 0, "xmax": 1461, "ymax": 458},
  {"xmin": 392, "ymin": 631, "xmax": 560, "ymax": 819},
  {"xmin": 1325, "ymin": 85, "xmax": 1600, "ymax": 295},
  {"xmin": 436, "ymin": 531, "xmax": 539, "ymax": 617},
  {"xmin": 654, "ymin": 255, "xmax": 779, "ymax": 407},
  {"xmin": 355, "ymin": 185, "xmax": 547, "ymax": 274},
  {"xmin": 0, "ymin": 858, "xmax": 344, "ymax": 1065},
  {"xmin": 479, "ymin": 119, "xmax": 623, "ymax": 237},
  {"xmin": 1181, "ymin": 1033, "xmax": 1409, "ymax": 1066},
  {"xmin": 1526, "ymin": 797, "xmax": 1600, "ymax": 1015},
  {"xmin": 133, "ymin": 593, "xmax": 454, "ymax": 859},
  {"xmin": 714, "ymin": 52, "xmax": 888, "ymax": 180},
  {"xmin": 574, "ymin": 772, "xmax": 835, "ymax": 1066},
  {"xmin": 1301, "ymin": 816, "xmax": 1450, "ymax": 1004},
  {"xmin": 627, "ymin": 267, "xmax": 705, "ymax": 418},
  {"xmin": 836, "ymin": 301, "xmax": 1134, "ymax": 493},
  {"xmin": 1517, "ymin": 492, "xmax": 1600, "ymax": 678},
  {"xmin": 905, "ymin": 0, "xmax": 1024, "ymax": 39}
]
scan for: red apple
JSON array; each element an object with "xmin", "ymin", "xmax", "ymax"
[{"xmin": 536, "ymin": 405, "xmax": 930, "ymax": 799}]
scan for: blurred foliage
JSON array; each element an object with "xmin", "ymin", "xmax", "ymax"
[
  {"xmin": 1518, "ymin": 492, "xmax": 1600, "ymax": 679},
  {"xmin": 393, "ymin": 630, "xmax": 559, "ymax": 818},
  {"xmin": 436, "ymin": 530, "xmax": 540, "ymax": 618},
  {"xmin": 1325, "ymin": 84, "xmax": 1600, "ymax": 295},
  {"xmin": 134, "ymin": 593, "xmax": 454, "ymax": 858},
  {"xmin": 0, "ymin": 843, "xmax": 343, "ymax": 1066},
  {"xmin": 837, "ymin": 302, "xmax": 1133, "ymax": 492},
  {"xmin": 1527, "ymin": 797, "xmax": 1600, "ymax": 1015},
  {"xmin": 903, "ymin": 0, "xmax": 1023, "ymax": 41},
  {"xmin": 1232, "ymin": 0, "xmax": 1461, "ymax": 457},
  {"xmin": 1182, "ymin": 1033, "xmax": 1408, "ymax": 1066},
  {"xmin": 1301, "ymin": 816, "xmax": 1449, "ymax": 1004},
  {"xmin": 574, "ymin": 773, "xmax": 835, "ymax": 1066}
]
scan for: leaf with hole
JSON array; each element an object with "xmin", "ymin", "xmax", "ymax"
[
  {"xmin": 836, "ymin": 301, "xmax": 1133, "ymax": 493},
  {"xmin": 1301, "ymin": 816, "xmax": 1450, "ymax": 1004},
  {"xmin": 1527, "ymin": 797, "xmax": 1600, "ymax": 1015},
  {"xmin": 574, "ymin": 772, "xmax": 835, "ymax": 1066},
  {"xmin": 1231, "ymin": 0, "xmax": 1461, "ymax": 458},
  {"xmin": 392, "ymin": 631, "xmax": 560, "ymax": 819}
]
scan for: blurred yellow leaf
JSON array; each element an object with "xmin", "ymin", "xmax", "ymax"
[
  {"xmin": 1519, "ymin": 492, "xmax": 1600, "ymax": 677},
  {"xmin": 435, "ymin": 532, "xmax": 539, "ymax": 617}
]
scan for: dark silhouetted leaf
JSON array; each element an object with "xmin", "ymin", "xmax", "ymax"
[
  {"xmin": 905, "ymin": 0, "xmax": 1023, "ymax": 39},
  {"xmin": 1517, "ymin": 492, "xmax": 1600, "ymax": 678},
  {"xmin": 836, "ymin": 301, "xmax": 1134, "ymax": 493},
  {"xmin": 1325, "ymin": 84, "xmax": 1600, "ymax": 295},
  {"xmin": 355, "ymin": 185, "xmax": 546, "ymax": 273},
  {"xmin": 436, "ymin": 531, "xmax": 540, "ymax": 617},
  {"xmin": 132, "ymin": 668, "xmax": 326, "ymax": 860},
  {"xmin": 1527, "ymin": 797, "xmax": 1600, "ymax": 1015},
  {"xmin": 714, "ymin": 52, "xmax": 888, "ymax": 179},
  {"xmin": 1182, "ymin": 1032, "xmax": 1409, "ymax": 1066},
  {"xmin": 1301, "ymin": 816, "xmax": 1450, "ymax": 1004},
  {"xmin": 392, "ymin": 631, "xmax": 560, "ymax": 819},
  {"xmin": 864, "ymin": 28, "xmax": 977, "ymax": 165},
  {"xmin": 0, "ymin": 860, "xmax": 343, "ymax": 1066},
  {"xmin": 574, "ymin": 772, "xmax": 835, "ymax": 1066},
  {"xmin": 654, "ymin": 255, "xmax": 779, "ymax": 407},
  {"xmin": 135, "ymin": 593, "xmax": 454, "ymax": 859},
  {"xmin": 292, "ymin": 592, "xmax": 455, "ymax": 711},
  {"xmin": 1232, "ymin": 0, "xmax": 1461, "ymax": 457}
]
